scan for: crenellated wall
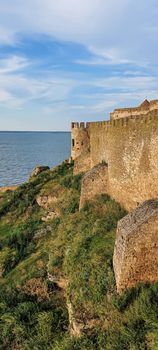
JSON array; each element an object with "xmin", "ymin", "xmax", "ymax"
[
  {"xmin": 110, "ymin": 99, "xmax": 158, "ymax": 120},
  {"xmin": 89, "ymin": 113, "xmax": 158, "ymax": 211},
  {"xmin": 72, "ymin": 110, "xmax": 158, "ymax": 211}
]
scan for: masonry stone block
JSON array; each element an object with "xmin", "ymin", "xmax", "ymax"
[
  {"xmin": 113, "ymin": 199, "xmax": 158, "ymax": 293},
  {"xmin": 79, "ymin": 163, "xmax": 108, "ymax": 209}
]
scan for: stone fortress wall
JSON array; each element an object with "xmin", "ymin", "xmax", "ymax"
[
  {"xmin": 71, "ymin": 100, "xmax": 158, "ymax": 211},
  {"xmin": 110, "ymin": 99, "xmax": 158, "ymax": 120},
  {"xmin": 89, "ymin": 112, "xmax": 158, "ymax": 211},
  {"xmin": 71, "ymin": 99, "xmax": 158, "ymax": 293}
]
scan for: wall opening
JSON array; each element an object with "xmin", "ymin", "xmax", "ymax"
[{"xmin": 72, "ymin": 139, "xmax": 75, "ymax": 147}]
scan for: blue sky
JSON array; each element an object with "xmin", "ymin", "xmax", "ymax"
[{"xmin": 0, "ymin": 0, "xmax": 158, "ymax": 131}]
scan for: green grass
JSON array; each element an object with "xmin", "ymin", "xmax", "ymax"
[{"xmin": 0, "ymin": 162, "xmax": 158, "ymax": 349}]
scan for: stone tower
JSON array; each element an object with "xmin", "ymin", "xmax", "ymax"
[{"xmin": 71, "ymin": 122, "xmax": 90, "ymax": 160}]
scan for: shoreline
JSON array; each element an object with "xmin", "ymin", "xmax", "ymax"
[{"xmin": 0, "ymin": 185, "xmax": 18, "ymax": 193}]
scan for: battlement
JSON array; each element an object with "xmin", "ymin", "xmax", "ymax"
[
  {"xmin": 71, "ymin": 106, "xmax": 158, "ymax": 162},
  {"xmin": 110, "ymin": 99, "xmax": 158, "ymax": 120},
  {"xmin": 71, "ymin": 122, "xmax": 90, "ymax": 129},
  {"xmin": 88, "ymin": 110, "xmax": 158, "ymax": 131},
  {"xmin": 71, "ymin": 102, "xmax": 158, "ymax": 135}
]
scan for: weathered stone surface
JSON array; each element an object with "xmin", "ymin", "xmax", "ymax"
[
  {"xmin": 34, "ymin": 226, "xmax": 52, "ymax": 239},
  {"xmin": 67, "ymin": 302, "xmax": 84, "ymax": 337},
  {"xmin": 89, "ymin": 113, "xmax": 158, "ymax": 211},
  {"xmin": 36, "ymin": 193, "xmax": 60, "ymax": 221},
  {"xmin": 67, "ymin": 301, "xmax": 100, "ymax": 337},
  {"xmin": 79, "ymin": 163, "xmax": 108, "ymax": 209},
  {"xmin": 36, "ymin": 193, "xmax": 59, "ymax": 208},
  {"xmin": 71, "ymin": 122, "xmax": 90, "ymax": 160},
  {"xmin": 71, "ymin": 100, "xmax": 158, "ymax": 211},
  {"xmin": 110, "ymin": 99, "xmax": 158, "ymax": 120},
  {"xmin": 42, "ymin": 210, "xmax": 59, "ymax": 222},
  {"xmin": 71, "ymin": 122, "xmax": 91, "ymax": 175},
  {"xmin": 36, "ymin": 182, "xmax": 67, "ymax": 222},
  {"xmin": 30, "ymin": 165, "xmax": 50, "ymax": 179},
  {"xmin": 113, "ymin": 199, "xmax": 158, "ymax": 293},
  {"xmin": 47, "ymin": 272, "xmax": 83, "ymax": 336},
  {"xmin": 74, "ymin": 149, "xmax": 91, "ymax": 175}
]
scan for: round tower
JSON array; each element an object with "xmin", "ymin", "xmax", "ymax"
[{"xmin": 71, "ymin": 122, "xmax": 90, "ymax": 160}]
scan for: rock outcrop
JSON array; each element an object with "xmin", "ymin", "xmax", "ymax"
[
  {"xmin": 36, "ymin": 190, "xmax": 62, "ymax": 221},
  {"xmin": 79, "ymin": 163, "xmax": 108, "ymax": 209},
  {"xmin": 30, "ymin": 166, "xmax": 50, "ymax": 179},
  {"xmin": 47, "ymin": 273, "xmax": 83, "ymax": 336},
  {"xmin": 36, "ymin": 192, "xmax": 62, "ymax": 209},
  {"xmin": 113, "ymin": 199, "xmax": 158, "ymax": 293}
]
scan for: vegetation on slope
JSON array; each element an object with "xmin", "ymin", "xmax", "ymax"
[{"xmin": 0, "ymin": 162, "xmax": 158, "ymax": 349}]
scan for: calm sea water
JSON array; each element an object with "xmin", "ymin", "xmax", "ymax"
[{"xmin": 0, "ymin": 132, "xmax": 71, "ymax": 187}]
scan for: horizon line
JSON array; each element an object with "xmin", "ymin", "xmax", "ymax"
[{"xmin": 0, "ymin": 130, "xmax": 70, "ymax": 133}]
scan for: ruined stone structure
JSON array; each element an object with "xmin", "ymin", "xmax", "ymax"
[
  {"xmin": 71, "ymin": 99, "xmax": 158, "ymax": 212},
  {"xmin": 113, "ymin": 200, "xmax": 158, "ymax": 293},
  {"xmin": 79, "ymin": 163, "xmax": 108, "ymax": 209},
  {"xmin": 71, "ymin": 99, "xmax": 158, "ymax": 293}
]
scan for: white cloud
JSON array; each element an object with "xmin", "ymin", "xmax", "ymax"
[
  {"xmin": 0, "ymin": 55, "xmax": 30, "ymax": 74},
  {"xmin": 0, "ymin": 0, "xmax": 158, "ymax": 65},
  {"xmin": 88, "ymin": 46, "xmax": 131, "ymax": 65},
  {"xmin": 1, "ymin": 53, "xmax": 158, "ymax": 130},
  {"xmin": 91, "ymin": 76, "xmax": 158, "ymax": 91},
  {"xmin": 0, "ymin": 1, "xmax": 158, "ymax": 130},
  {"xmin": 0, "ymin": 55, "xmax": 76, "ymax": 108}
]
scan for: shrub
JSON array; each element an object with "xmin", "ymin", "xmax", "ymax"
[{"xmin": 61, "ymin": 173, "xmax": 83, "ymax": 192}]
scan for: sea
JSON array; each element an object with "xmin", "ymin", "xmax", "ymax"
[{"xmin": 0, "ymin": 132, "xmax": 71, "ymax": 187}]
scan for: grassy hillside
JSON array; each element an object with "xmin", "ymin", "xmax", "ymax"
[{"xmin": 0, "ymin": 162, "xmax": 158, "ymax": 350}]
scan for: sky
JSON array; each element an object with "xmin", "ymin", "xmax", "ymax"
[{"xmin": 0, "ymin": 1, "xmax": 158, "ymax": 131}]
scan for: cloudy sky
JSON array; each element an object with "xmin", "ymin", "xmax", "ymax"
[{"xmin": 0, "ymin": 0, "xmax": 158, "ymax": 130}]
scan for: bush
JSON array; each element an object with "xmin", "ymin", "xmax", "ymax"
[{"xmin": 61, "ymin": 173, "xmax": 83, "ymax": 192}]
